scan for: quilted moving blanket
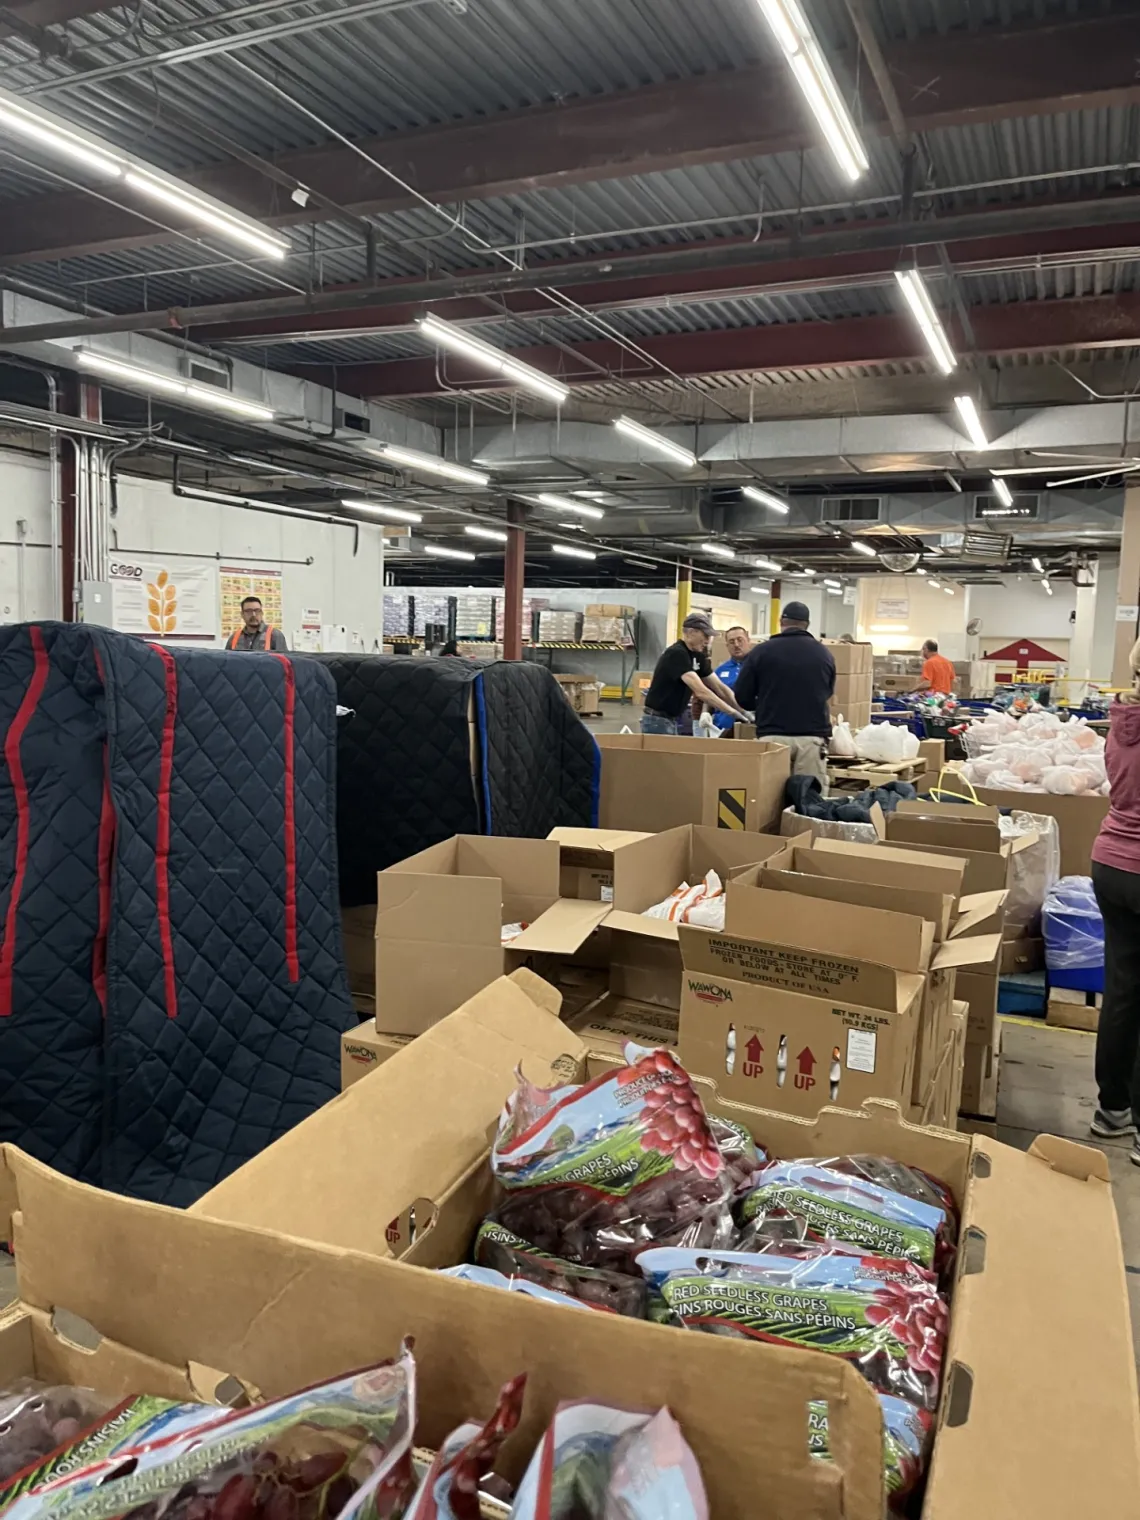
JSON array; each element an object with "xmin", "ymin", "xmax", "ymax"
[
  {"xmin": 320, "ymin": 656, "xmax": 600, "ymax": 906},
  {"xmin": 0, "ymin": 623, "xmax": 354, "ymax": 1205}
]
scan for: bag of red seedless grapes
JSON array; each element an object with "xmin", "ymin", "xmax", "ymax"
[
  {"xmin": 490, "ymin": 1047, "xmax": 733, "ymax": 1271},
  {"xmin": 4, "ymin": 1349, "xmax": 417, "ymax": 1520}
]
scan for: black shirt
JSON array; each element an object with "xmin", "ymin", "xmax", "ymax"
[
  {"xmin": 734, "ymin": 629, "xmax": 836, "ymax": 738},
  {"xmin": 645, "ymin": 639, "xmax": 712, "ymax": 718}
]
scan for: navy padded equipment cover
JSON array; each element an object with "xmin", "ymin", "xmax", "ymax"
[
  {"xmin": 318, "ymin": 655, "xmax": 599, "ymax": 906},
  {"xmin": 0, "ymin": 623, "xmax": 354, "ymax": 1206}
]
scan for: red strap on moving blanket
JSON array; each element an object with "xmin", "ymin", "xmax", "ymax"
[
  {"xmin": 149, "ymin": 644, "xmax": 179, "ymax": 1019},
  {"xmin": 272, "ymin": 654, "xmax": 299, "ymax": 982},
  {"xmin": 0, "ymin": 626, "xmax": 50, "ymax": 1016},
  {"xmin": 91, "ymin": 648, "xmax": 114, "ymax": 1016}
]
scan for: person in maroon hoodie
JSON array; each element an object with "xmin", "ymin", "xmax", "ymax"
[{"xmin": 1089, "ymin": 637, "xmax": 1140, "ymax": 1161}]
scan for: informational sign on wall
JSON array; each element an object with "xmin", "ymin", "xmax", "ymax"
[
  {"xmin": 874, "ymin": 595, "xmax": 910, "ymax": 620},
  {"xmin": 219, "ymin": 566, "xmax": 283, "ymax": 636},
  {"xmin": 109, "ymin": 554, "xmax": 218, "ymax": 640}
]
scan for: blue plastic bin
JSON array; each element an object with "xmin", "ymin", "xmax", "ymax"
[{"xmin": 1043, "ymin": 876, "xmax": 1104, "ymax": 994}]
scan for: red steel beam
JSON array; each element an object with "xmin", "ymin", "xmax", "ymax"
[
  {"xmin": 198, "ymin": 216, "xmax": 1140, "ymax": 344},
  {"xmin": 1, "ymin": 9, "xmax": 1139, "ymax": 267},
  {"xmin": 298, "ymin": 294, "xmax": 1140, "ymax": 398}
]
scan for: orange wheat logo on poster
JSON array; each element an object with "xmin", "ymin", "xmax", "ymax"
[{"xmin": 147, "ymin": 570, "xmax": 178, "ymax": 634}]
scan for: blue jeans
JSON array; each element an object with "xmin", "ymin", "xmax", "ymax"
[{"xmin": 640, "ymin": 712, "xmax": 678, "ymax": 735}]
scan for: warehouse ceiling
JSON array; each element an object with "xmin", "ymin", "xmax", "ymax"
[{"xmin": 0, "ymin": 0, "xmax": 1139, "ymax": 588}]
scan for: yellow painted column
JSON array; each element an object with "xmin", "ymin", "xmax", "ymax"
[
  {"xmin": 769, "ymin": 578, "xmax": 781, "ymax": 635},
  {"xmin": 676, "ymin": 561, "xmax": 692, "ymax": 638},
  {"xmin": 1113, "ymin": 484, "xmax": 1140, "ymax": 687}
]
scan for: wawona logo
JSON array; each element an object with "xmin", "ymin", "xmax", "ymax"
[{"xmin": 687, "ymin": 978, "xmax": 731, "ymax": 1004}]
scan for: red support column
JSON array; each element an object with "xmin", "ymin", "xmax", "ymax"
[
  {"xmin": 59, "ymin": 376, "xmax": 101, "ymax": 621},
  {"xmin": 503, "ymin": 501, "xmax": 525, "ymax": 661}
]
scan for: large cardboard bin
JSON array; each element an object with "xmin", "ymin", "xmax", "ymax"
[{"xmin": 595, "ymin": 733, "xmax": 789, "ymax": 833}]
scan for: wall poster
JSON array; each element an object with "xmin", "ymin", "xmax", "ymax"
[
  {"xmin": 109, "ymin": 554, "xmax": 218, "ymax": 640},
  {"xmin": 219, "ymin": 565, "xmax": 284, "ymax": 637}
]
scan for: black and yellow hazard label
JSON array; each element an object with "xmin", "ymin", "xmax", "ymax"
[{"xmin": 717, "ymin": 787, "xmax": 747, "ymax": 829}]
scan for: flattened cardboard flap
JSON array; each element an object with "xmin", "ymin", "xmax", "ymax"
[
  {"xmin": 547, "ymin": 827, "xmax": 653, "ymax": 853},
  {"xmin": 951, "ymin": 890, "xmax": 1008, "ymax": 938},
  {"xmin": 886, "ymin": 814, "xmax": 1003, "ymax": 854},
  {"xmin": 509, "ymin": 898, "xmax": 612, "ymax": 953},
  {"xmin": 930, "ymin": 931, "xmax": 1003, "ymax": 972},
  {"xmin": 895, "ymin": 799, "xmax": 1001, "ymax": 823},
  {"xmin": 679, "ymin": 923, "xmax": 921, "ymax": 1012},
  {"xmin": 811, "ymin": 837, "xmax": 967, "ymax": 897},
  {"xmin": 725, "ymin": 884, "xmax": 934, "ymax": 974},
  {"xmin": 754, "ymin": 866, "xmax": 953, "ymax": 944},
  {"xmin": 193, "ymin": 972, "xmax": 580, "ymax": 1256}
]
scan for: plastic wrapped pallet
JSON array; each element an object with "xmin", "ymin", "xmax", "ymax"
[{"xmin": 1000, "ymin": 811, "xmax": 1061, "ymax": 934}]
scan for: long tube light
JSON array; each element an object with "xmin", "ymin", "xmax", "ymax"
[
  {"xmin": 742, "ymin": 485, "xmax": 790, "ymax": 514},
  {"xmin": 700, "ymin": 542, "xmax": 736, "ymax": 559},
  {"xmin": 953, "ymin": 395, "xmax": 989, "ymax": 450},
  {"xmin": 943, "ymin": 585, "xmax": 955, "ymax": 595},
  {"xmin": 756, "ymin": 0, "xmax": 869, "ymax": 182},
  {"xmin": 850, "ymin": 540, "xmax": 878, "ymax": 558},
  {"xmin": 370, "ymin": 443, "xmax": 490, "ymax": 489},
  {"xmin": 613, "ymin": 416, "xmax": 698, "ymax": 468},
  {"xmin": 749, "ymin": 585, "xmax": 771, "ymax": 595},
  {"xmin": 421, "ymin": 542, "xmax": 475, "ymax": 561},
  {"xmin": 895, "ymin": 268, "xmax": 957, "ymax": 374},
  {"xmin": 464, "ymin": 524, "xmax": 509, "ymax": 542},
  {"xmin": 533, "ymin": 492, "xmax": 605, "ymax": 520},
  {"xmin": 992, "ymin": 477, "xmax": 1014, "ymax": 509},
  {"xmin": 826, "ymin": 586, "xmax": 842, "ymax": 596},
  {"xmin": 753, "ymin": 556, "xmax": 783, "ymax": 572},
  {"xmin": 1041, "ymin": 578, "xmax": 1053, "ymax": 594},
  {"xmin": 77, "ymin": 351, "xmax": 275, "ymax": 420},
  {"xmin": 417, "ymin": 314, "xmax": 569, "ymax": 404},
  {"xmin": 823, "ymin": 578, "xmax": 841, "ymax": 588},
  {"xmin": 340, "ymin": 499, "xmax": 422, "ymax": 523},
  {"xmin": 552, "ymin": 543, "xmax": 597, "ymax": 560},
  {"xmin": 928, "ymin": 579, "xmax": 941, "ymax": 589},
  {"xmin": 0, "ymin": 87, "xmax": 288, "ymax": 261}
]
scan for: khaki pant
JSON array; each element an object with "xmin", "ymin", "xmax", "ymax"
[{"xmin": 768, "ymin": 734, "xmax": 829, "ymax": 796}]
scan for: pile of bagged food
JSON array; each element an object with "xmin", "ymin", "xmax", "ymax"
[
  {"xmin": 0, "ymin": 1352, "xmax": 707, "ymax": 1520},
  {"xmin": 959, "ymin": 709, "xmax": 1107, "ymax": 794},
  {"xmin": 449, "ymin": 1045, "xmax": 958, "ymax": 1513}
]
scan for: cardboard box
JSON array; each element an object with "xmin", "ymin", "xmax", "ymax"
[
  {"xmin": 194, "ymin": 975, "xmax": 1140, "ymax": 1520},
  {"xmin": 1046, "ymin": 995, "xmax": 1101, "ymax": 1033},
  {"xmin": 566, "ymin": 991, "xmax": 680, "ymax": 1058},
  {"xmin": 971, "ymin": 788, "xmax": 1110, "ymax": 877},
  {"xmin": 1001, "ymin": 935, "xmax": 1044, "ymax": 974},
  {"xmin": 883, "ymin": 812, "xmax": 1028, "ymax": 895},
  {"xmin": 823, "ymin": 638, "xmax": 873, "ymax": 676},
  {"xmin": 779, "ymin": 804, "xmax": 883, "ymax": 845},
  {"xmin": 341, "ymin": 905, "xmax": 377, "ymax": 1006},
  {"xmin": 596, "ymin": 733, "xmax": 790, "ymax": 834},
  {"xmin": 341, "ymin": 1020, "xmax": 412, "ymax": 1088},
  {"xmin": 629, "ymin": 669, "xmax": 653, "ymax": 705},
  {"xmin": 960, "ymin": 1030, "xmax": 1001, "ymax": 1117},
  {"xmin": 831, "ymin": 672, "xmax": 873, "ymax": 713},
  {"xmin": 831, "ymin": 699, "xmax": 872, "ymax": 729},
  {"xmin": 549, "ymin": 825, "xmax": 653, "ymax": 901},
  {"xmin": 375, "ymin": 836, "xmax": 611, "ymax": 1035},
  {"xmin": 917, "ymin": 738, "xmax": 946, "ymax": 774}
]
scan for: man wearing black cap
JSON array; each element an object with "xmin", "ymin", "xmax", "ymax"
[
  {"xmin": 641, "ymin": 613, "xmax": 750, "ymax": 735},
  {"xmin": 734, "ymin": 601, "xmax": 836, "ymax": 786}
]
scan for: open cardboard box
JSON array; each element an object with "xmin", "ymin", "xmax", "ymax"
[
  {"xmin": 883, "ymin": 808, "xmax": 1037, "ymax": 896},
  {"xmin": 374, "ymin": 835, "xmax": 628, "ymax": 1035},
  {"xmin": 595, "ymin": 733, "xmax": 790, "ymax": 833},
  {"xmin": 0, "ymin": 1140, "xmax": 890, "ymax": 1520},
  {"xmin": 194, "ymin": 971, "xmax": 1140, "ymax": 1520}
]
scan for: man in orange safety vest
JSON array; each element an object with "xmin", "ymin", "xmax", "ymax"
[{"xmin": 226, "ymin": 596, "xmax": 289, "ymax": 652}]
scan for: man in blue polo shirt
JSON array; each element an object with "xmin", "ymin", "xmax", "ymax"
[{"xmin": 710, "ymin": 625, "xmax": 753, "ymax": 731}]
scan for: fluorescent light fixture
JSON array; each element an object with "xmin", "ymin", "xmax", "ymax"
[
  {"xmin": 915, "ymin": 567, "xmax": 927, "ymax": 576},
  {"xmin": 943, "ymin": 585, "xmax": 955, "ymax": 595},
  {"xmin": 575, "ymin": 490, "xmax": 609, "ymax": 500},
  {"xmin": 700, "ymin": 542, "xmax": 736, "ymax": 559},
  {"xmin": 613, "ymin": 415, "xmax": 698, "ymax": 468},
  {"xmin": 753, "ymin": 556, "xmax": 783, "ymax": 572},
  {"xmin": 552, "ymin": 543, "xmax": 597, "ymax": 561},
  {"xmin": 823, "ymin": 578, "xmax": 841, "ymax": 588},
  {"xmin": 421, "ymin": 543, "xmax": 475, "ymax": 561},
  {"xmin": 742, "ymin": 485, "xmax": 790, "ymax": 514},
  {"xmin": 749, "ymin": 585, "xmax": 770, "ymax": 595},
  {"xmin": 895, "ymin": 268, "xmax": 956, "ymax": 374},
  {"xmin": 1041, "ymin": 578, "xmax": 1053, "ymax": 595},
  {"xmin": 953, "ymin": 395, "xmax": 989, "ymax": 450},
  {"xmin": 928, "ymin": 579, "xmax": 941, "ymax": 589},
  {"xmin": 417, "ymin": 313, "xmax": 569, "ymax": 404},
  {"xmin": 533, "ymin": 492, "xmax": 605, "ymax": 520},
  {"xmin": 372, "ymin": 443, "xmax": 489, "ymax": 489},
  {"xmin": 826, "ymin": 587, "xmax": 842, "ymax": 596},
  {"xmin": 992, "ymin": 476, "xmax": 1014, "ymax": 509},
  {"xmin": 756, "ymin": 0, "xmax": 869, "ymax": 182},
  {"xmin": 123, "ymin": 169, "xmax": 288, "ymax": 262},
  {"xmin": 76, "ymin": 351, "xmax": 275, "ymax": 420},
  {"xmin": 850, "ymin": 540, "xmax": 878, "ymax": 558},
  {"xmin": 870, "ymin": 624, "xmax": 910, "ymax": 634},
  {"xmin": 0, "ymin": 86, "xmax": 288, "ymax": 260},
  {"xmin": 1031, "ymin": 556, "xmax": 1044, "ymax": 574},
  {"xmin": 789, "ymin": 568, "xmax": 816, "ymax": 578},
  {"xmin": 464, "ymin": 524, "xmax": 508, "ymax": 542},
  {"xmin": 340, "ymin": 499, "xmax": 422, "ymax": 523}
]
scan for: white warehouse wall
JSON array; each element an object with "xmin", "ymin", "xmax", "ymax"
[{"xmin": 0, "ymin": 451, "xmax": 388, "ymax": 649}]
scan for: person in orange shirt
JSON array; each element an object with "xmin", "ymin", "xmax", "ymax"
[{"xmin": 915, "ymin": 640, "xmax": 956, "ymax": 694}]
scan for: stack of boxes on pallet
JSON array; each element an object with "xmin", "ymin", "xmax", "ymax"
[
  {"xmin": 553, "ymin": 673, "xmax": 604, "ymax": 715},
  {"xmin": 537, "ymin": 608, "xmax": 581, "ymax": 641},
  {"xmin": 581, "ymin": 602, "xmax": 633, "ymax": 643},
  {"xmin": 824, "ymin": 637, "xmax": 873, "ymax": 729}
]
